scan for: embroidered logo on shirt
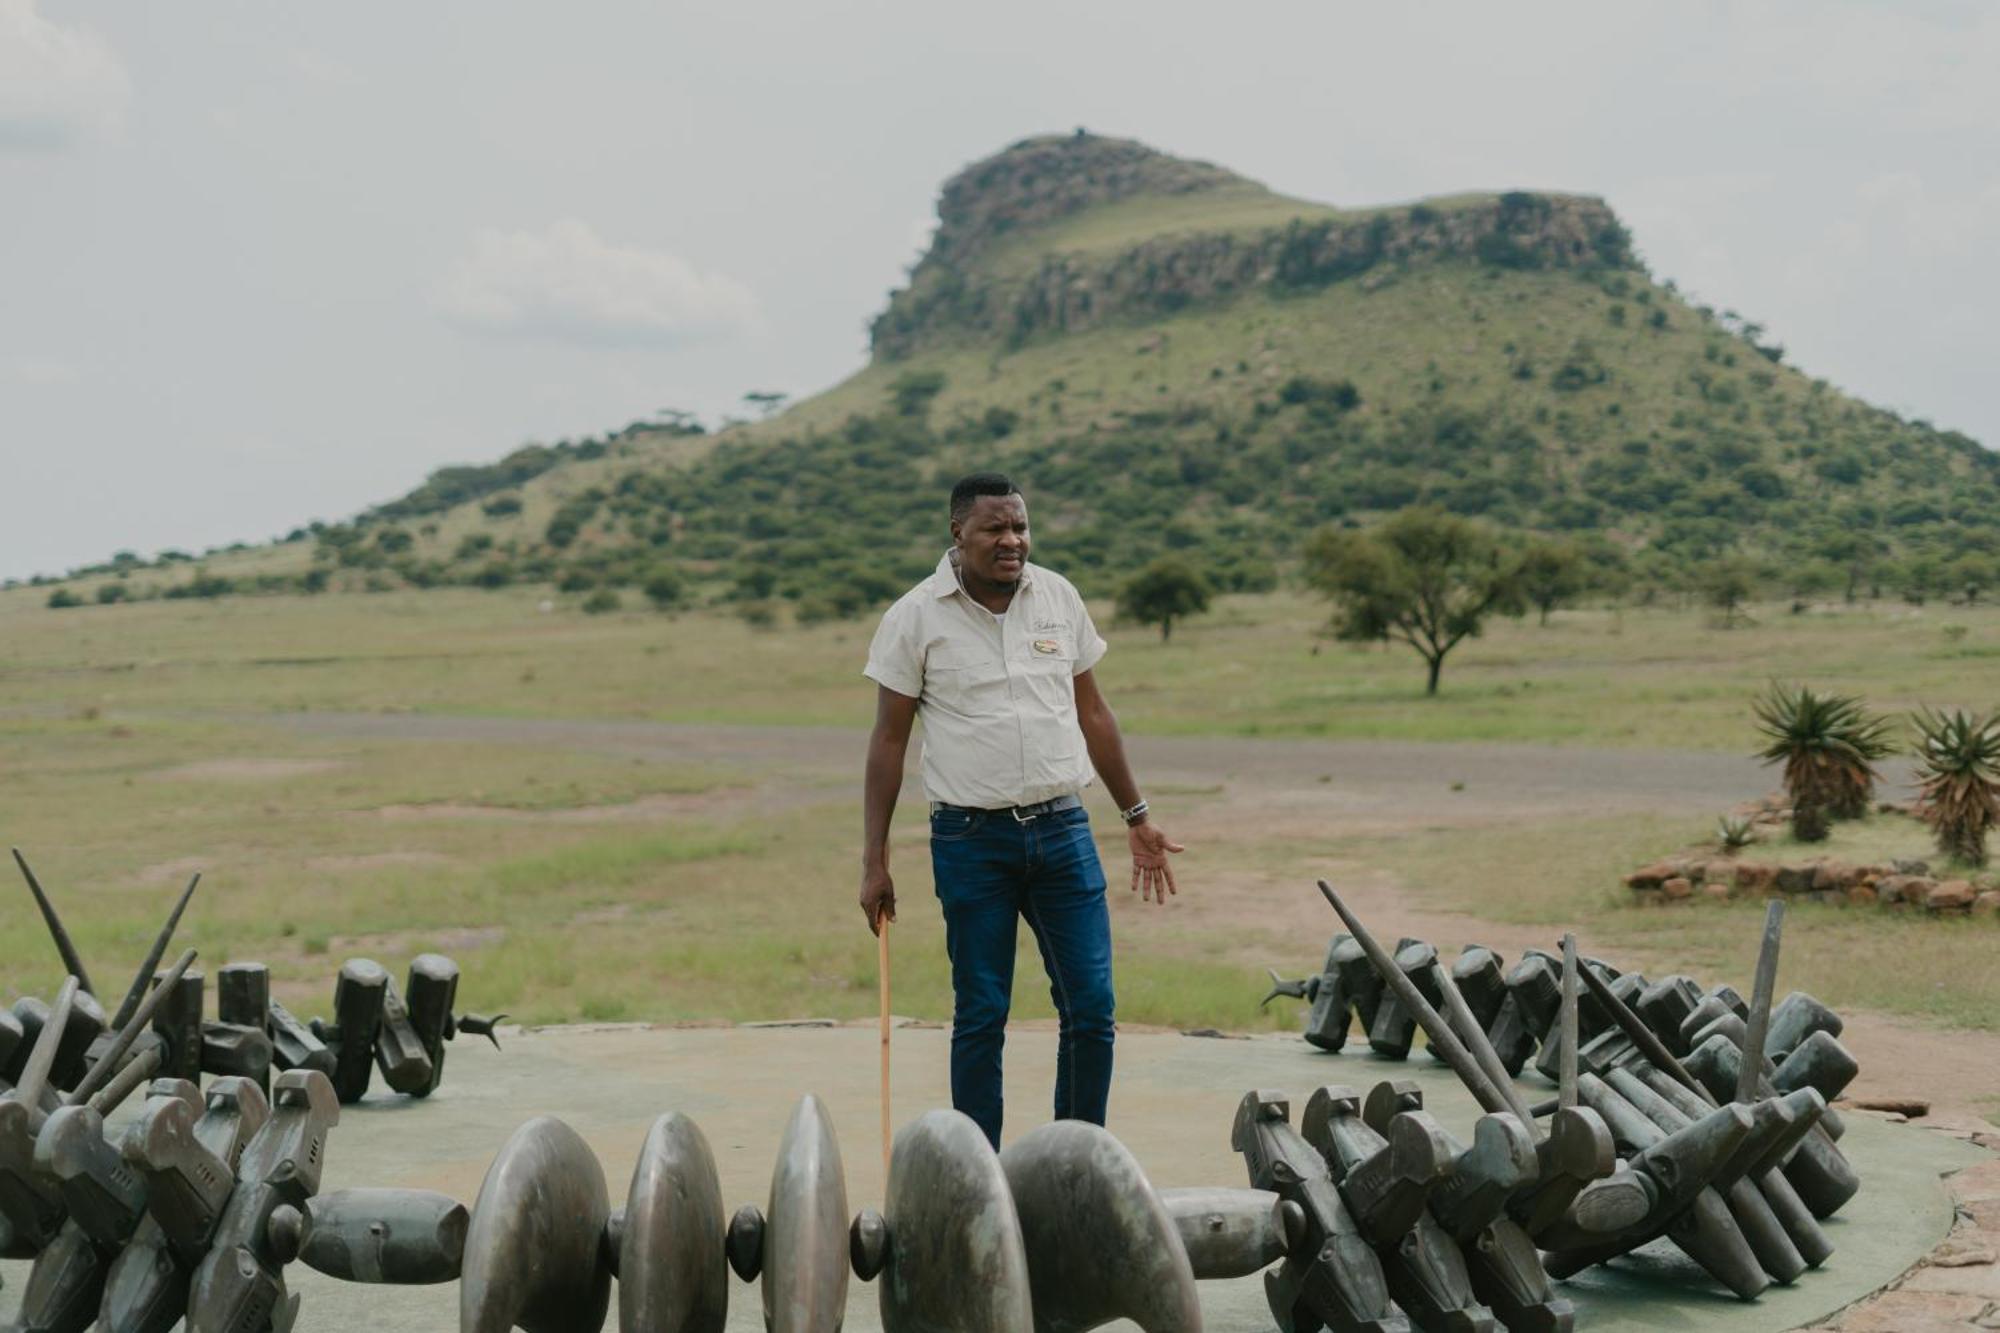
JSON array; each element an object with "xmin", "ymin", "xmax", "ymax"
[{"xmin": 1033, "ymin": 638, "xmax": 1062, "ymax": 655}]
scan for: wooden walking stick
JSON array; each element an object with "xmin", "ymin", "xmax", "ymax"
[{"xmin": 878, "ymin": 920, "xmax": 893, "ymax": 1179}]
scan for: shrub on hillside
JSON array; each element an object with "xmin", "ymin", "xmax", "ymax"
[
  {"xmin": 46, "ymin": 588, "xmax": 83, "ymax": 609},
  {"xmin": 642, "ymin": 569, "xmax": 684, "ymax": 610},
  {"xmin": 581, "ymin": 588, "xmax": 621, "ymax": 615}
]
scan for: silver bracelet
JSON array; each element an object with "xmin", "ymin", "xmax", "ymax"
[{"xmin": 1119, "ymin": 799, "xmax": 1150, "ymax": 827}]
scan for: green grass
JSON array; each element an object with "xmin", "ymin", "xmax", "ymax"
[
  {"xmin": 4, "ymin": 585, "xmax": 1995, "ymax": 1035},
  {"xmin": 9, "ymin": 583, "xmax": 1994, "ymax": 749},
  {"xmin": 1343, "ymin": 809, "xmax": 2000, "ymax": 1030}
]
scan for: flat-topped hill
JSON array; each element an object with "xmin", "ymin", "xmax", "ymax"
[{"xmin": 31, "ymin": 132, "xmax": 1996, "ymax": 613}]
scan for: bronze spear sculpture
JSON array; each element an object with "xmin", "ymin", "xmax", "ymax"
[
  {"xmin": 12, "ymin": 850, "xmax": 95, "ymax": 999},
  {"xmin": 107, "ymin": 873, "xmax": 202, "ymax": 1033}
]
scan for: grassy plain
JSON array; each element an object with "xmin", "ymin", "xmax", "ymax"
[{"xmin": 2, "ymin": 583, "xmax": 1996, "ymax": 1038}]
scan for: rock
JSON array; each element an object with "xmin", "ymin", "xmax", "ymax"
[
  {"xmin": 1733, "ymin": 861, "xmax": 1777, "ymax": 893},
  {"xmin": 1846, "ymin": 883, "xmax": 1878, "ymax": 906},
  {"xmin": 1661, "ymin": 876, "xmax": 1694, "ymax": 900},
  {"xmin": 1895, "ymin": 857, "xmax": 1933, "ymax": 876},
  {"xmin": 1878, "ymin": 875, "xmax": 1935, "ymax": 905},
  {"xmin": 1928, "ymin": 880, "xmax": 1977, "ymax": 912},
  {"xmin": 1812, "ymin": 859, "xmax": 1857, "ymax": 891},
  {"xmin": 1775, "ymin": 863, "xmax": 1815, "ymax": 894},
  {"xmin": 1839, "ymin": 1290, "xmax": 1991, "ymax": 1332},
  {"xmin": 1974, "ymin": 890, "xmax": 2000, "ymax": 917},
  {"xmin": 1701, "ymin": 882, "xmax": 1732, "ymax": 901},
  {"xmin": 1845, "ymin": 1096, "xmax": 1931, "ymax": 1116},
  {"xmin": 1857, "ymin": 862, "xmax": 1898, "ymax": 885},
  {"xmin": 1625, "ymin": 860, "xmax": 1676, "ymax": 890},
  {"xmin": 1928, "ymin": 1237, "xmax": 1996, "ymax": 1268}
]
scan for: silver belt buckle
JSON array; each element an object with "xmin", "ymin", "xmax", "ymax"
[{"xmin": 1011, "ymin": 802, "xmax": 1040, "ymax": 824}]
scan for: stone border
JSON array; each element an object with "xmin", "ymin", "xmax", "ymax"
[{"xmin": 1625, "ymin": 853, "xmax": 2000, "ymax": 916}]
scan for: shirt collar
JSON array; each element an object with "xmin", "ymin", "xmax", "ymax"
[{"xmin": 932, "ymin": 548, "xmax": 1033, "ymax": 599}]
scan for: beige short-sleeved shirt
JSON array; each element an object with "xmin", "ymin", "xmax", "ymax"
[{"xmin": 865, "ymin": 550, "xmax": 1109, "ymax": 809}]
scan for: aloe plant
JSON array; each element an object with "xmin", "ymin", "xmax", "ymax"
[
  {"xmin": 1716, "ymin": 814, "xmax": 1757, "ymax": 852},
  {"xmin": 1753, "ymin": 683, "xmax": 1892, "ymax": 841},
  {"xmin": 1911, "ymin": 707, "xmax": 2000, "ymax": 867}
]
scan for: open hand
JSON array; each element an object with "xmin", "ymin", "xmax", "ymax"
[{"xmin": 1128, "ymin": 822, "xmax": 1185, "ymax": 904}]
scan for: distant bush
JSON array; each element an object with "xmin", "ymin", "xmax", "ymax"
[
  {"xmin": 980, "ymin": 406, "xmax": 1020, "ymax": 439},
  {"xmin": 482, "ymin": 494, "xmax": 523, "ymax": 517},
  {"xmin": 642, "ymin": 569, "xmax": 684, "ymax": 609},
  {"xmin": 472, "ymin": 561, "xmax": 515, "ymax": 589},
  {"xmin": 46, "ymin": 588, "xmax": 83, "ymax": 609},
  {"xmin": 889, "ymin": 370, "xmax": 947, "ymax": 418},
  {"xmin": 1278, "ymin": 376, "xmax": 1361, "ymax": 411},
  {"xmin": 95, "ymin": 582, "xmax": 128, "ymax": 605},
  {"xmin": 581, "ymin": 589, "xmax": 621, "ymax": 615}
]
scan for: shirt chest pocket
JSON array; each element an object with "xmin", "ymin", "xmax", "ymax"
[
  {"xmin": 924, "ymin": 645, "xmax": 1008, "ymax": 712},
  {"xmin": 1018, "ymin": 633, "xmax": 1076, "ymax": 705}
]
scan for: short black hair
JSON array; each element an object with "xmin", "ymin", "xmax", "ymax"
[{"xmin": 950, "ymin": 472, "xmax": 1021, "ymax": 522}]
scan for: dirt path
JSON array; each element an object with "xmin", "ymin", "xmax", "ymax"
[{"xmin": 246, "ymin": 710, "xmax": 1994, "ymax": 1123}]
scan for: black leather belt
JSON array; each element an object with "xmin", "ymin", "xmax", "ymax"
[{"xmin": 931, "ymin": 793, "xmax": 1084, "ymax": 823}]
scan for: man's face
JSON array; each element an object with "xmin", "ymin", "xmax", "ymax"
[{"xmin": 953, "ymin": 494, "xmax": 1030, "ymax": 586}]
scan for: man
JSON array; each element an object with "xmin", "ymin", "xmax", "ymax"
[{"xmin": 859, "ymin": 471, "xmax": 1185, "ymax": 1149}]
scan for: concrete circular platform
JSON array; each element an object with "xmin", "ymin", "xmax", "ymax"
[{"xmin": 3, "ymin": 1023, "xmax": 1984, "ymax": 1331}]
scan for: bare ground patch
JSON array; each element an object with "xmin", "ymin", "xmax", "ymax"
[
  {"xmin": 153, "ymin": 757, "xmax": 346, "ymax": 782},
  {"xmin": 369, "ymin": 788, "xmax": 753, "ymax": 824},
  {"xmin": 135, "ymin": 855, "xmax": 209, "ymax": 886},
  {"xmin": 325, "ymin": 924, "xmax": 507, "ymax": 957},
  {"xmin": 305, "ymin": 850, "xmax": 455, "ymax": 873}
]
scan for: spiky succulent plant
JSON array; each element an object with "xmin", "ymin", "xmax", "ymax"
[
  {"xmin": 1716, "ymin": 814, "xmax": 1757, "ymax": 851},
  {"xmin": 1753, "ymin": 683, "xmax": 1892, "ymax": 841},
  {"xmin": 1911, "ymin": 707, "xmax": 2000, "ymax": 867}
]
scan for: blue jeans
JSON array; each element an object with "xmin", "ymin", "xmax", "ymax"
[{"xmin": 929, "ymin": 803, "xmax": 1115, "ymax": 1149}]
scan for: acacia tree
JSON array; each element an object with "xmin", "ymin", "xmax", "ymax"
[
  {"xmin": 1517, "ymin": 538, "xmax": 1586, "ymax": 626},
  {"xmin": 1304, "ymin": 507, "xmax": 1523, "ymax": 696},
  {"xmin": 1120, "ymin": 558, "xmax": 1211, "ymax": 642},
  {"xmin": 1699, "ymin": 555, "xmax": 1761, "ymax": 628}
]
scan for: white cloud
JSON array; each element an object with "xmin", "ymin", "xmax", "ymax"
[
  {"xmin": 432, "ymin": 219, "xmax": 761, "ymax": 344},
  {"xmin": 0, "ymin": 0, "xmax": 128, "ymax": 149}
]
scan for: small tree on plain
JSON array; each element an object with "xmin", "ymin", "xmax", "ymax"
[
  {"xmin": 1699, "ymin": 556, "xmax": 1761, "ymax": 628},
  {"xmin": 1516, "ymin": 538, "xmax": 1586, "ymax": 626},
  {"xmin": 1120, "ymin": 559, "xmax": 1211, "ymax": 643},
  {"xmin": 1948, "ymin": 553, "xmax": 1997, "ymax": 605},
  {"xmin": 1303, "ymin": 507, "xmax": 1524, "ymax": 696}
]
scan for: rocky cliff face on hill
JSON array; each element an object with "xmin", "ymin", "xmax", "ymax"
[{"xmin": 871, "ymin": 133, "xmax": 1634, "ymax": 358}]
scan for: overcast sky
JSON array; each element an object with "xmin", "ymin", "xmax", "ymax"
[{"xmin": 4, "ymin": 1, "xmax": 1995, "ymax": 580}]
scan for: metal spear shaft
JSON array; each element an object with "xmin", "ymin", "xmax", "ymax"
[
  {"xmin": 68, "ymin": 945, "xmax": 198, "ymax": 1106},
  {"xmin": 12, "ymin": 848, "xmax": 94, "ymax": 997},
  {"xmin": 1314, "ymin": 880, "xmax": 1512, "ymax": 1117},
  {"xmin": 1736, "ymin": 901, "xmax": 1785, "ymax": 1105},
  {"xmin": 1559, "ymin": 934, "xmax": 1580, "ymax": 1111},
  {"xmin": 108, "ymin": 872, "xmax": 201, "ymax": 1032}
]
